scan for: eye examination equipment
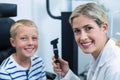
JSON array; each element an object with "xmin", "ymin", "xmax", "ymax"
[{"xmin": 50, "ymin": 38, "xmax": 62, "ymax": 80}]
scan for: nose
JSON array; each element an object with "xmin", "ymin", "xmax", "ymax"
[
  {"xmin": 80, "ymin": 30, "xmax": 88, "ymax": 41},
  {"xmin": 27, "ymin": 38, "xmax": 34, "ymax": 45}
]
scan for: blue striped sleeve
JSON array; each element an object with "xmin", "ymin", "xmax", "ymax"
[
  {"xmin": 29, "ymin": 56, "xmax": 46, "ymax": 80},
  {"xmin": 0, "ymin": 68, "xmax": 11, "ymax": 79}
]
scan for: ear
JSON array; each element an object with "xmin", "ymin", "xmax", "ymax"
[
  {"xmin": 10, "ymin": 37, "xmax": 16, "ymax": 47},
  {"xmin": 101, "ymin": 23, "xmax": 108, "ymax": 33}
]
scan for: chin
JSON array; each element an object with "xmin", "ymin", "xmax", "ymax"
[
  {"xmin": 84, "ymin": 52, "xmax": 91, "ymax": 54},
  {"xmin": 26, "ymin": 54, "xmax": 34, "ymax": 58},
  {"xmin": 82, "ymin": 49, "xmax": 92, "ymax": 54}
]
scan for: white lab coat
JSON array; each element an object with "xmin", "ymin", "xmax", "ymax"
[{"xmin": 62, "ymin": 39, "xmax": 120, "ymax": 80}]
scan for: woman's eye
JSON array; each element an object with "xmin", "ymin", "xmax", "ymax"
[
  {"xmin": 85, "ymin": 27, "xmax": 93, "ymax": 31},
  {"xmin": 73, "ymin": 29, "xmax": 81, "ymax": 34}
]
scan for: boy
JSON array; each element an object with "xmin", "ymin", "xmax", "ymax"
[{"xmin": 0, "ymin": 19, "xmax": 46, "ymax": 80}]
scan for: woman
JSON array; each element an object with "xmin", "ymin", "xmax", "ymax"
[{"xmin": 52, "ymin": 2, "xmax": 120, "ymax": 80}]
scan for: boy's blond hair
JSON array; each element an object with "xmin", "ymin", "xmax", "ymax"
[{"xmin": 10, "ymin": 19, "xmax": 38, "ymax": 38}]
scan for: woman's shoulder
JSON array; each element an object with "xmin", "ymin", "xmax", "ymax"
[{"xmin": 107, "ymin": 38, "xmax": 120, "ymax": 52}]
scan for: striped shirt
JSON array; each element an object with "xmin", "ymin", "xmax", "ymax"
[{"xmin": 0, "ymin": 55, "xmax": 46, "ymax": 80}]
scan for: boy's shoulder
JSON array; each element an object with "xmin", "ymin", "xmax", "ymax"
[
  {"xmin": 31, "ymin": 55, "xmax": 45, "ymax": 67},
  {"xmin": 31, "ymin": 55, "xmax": 44, "ymax": 63},
  {"xmin": 0, "ymin": 55, "xmax": 13, "ymax": 69}
]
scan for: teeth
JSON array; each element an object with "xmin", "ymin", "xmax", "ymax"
[
  {"xmin": 26, "ymin": 48, "xmax": 33, "ymax": 52},
  {"xmin": 82, "ymin": 42, "xmax": 91, "ymax": 46}
]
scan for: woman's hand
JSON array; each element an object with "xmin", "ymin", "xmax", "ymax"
[{"xmin": 52, "ymin": 56, "xmax": 69, "ymax": 77}]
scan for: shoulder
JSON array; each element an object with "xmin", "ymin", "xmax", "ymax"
[
  {"xmin": 103, "ymin": 54, "xmax": 120, "ymax": 79},
  {"xmin": 31, "ymin": 55, "xmax": 45, "ymax": 67},
  {"xmin": 102, "ymin": 39, "xmax": 120, "ymax": 72},
  {"xmin": 104, "ymin": 39, "xmax": 120, "ymax": 57},
  {"xmin": 105, "ymin": 60, "xmax": 120, "ymax": 80},
  {"xmin": 32, "ymin": 55, "xmax": 43, "ymax": 62},
  {"xmin": 0, "ymin": 62, "xmax": 12, "ymax": 79},
  {"xmin": 0, "ymin": 69, "xmax": 11, "ymax": 79},
  {"xmin": 0, "ymin": 55, "xmax": 14, "ymax": 69},
  {"xmin": 105, "ymin": 56, "xmax": 120, "ymax": 74}
]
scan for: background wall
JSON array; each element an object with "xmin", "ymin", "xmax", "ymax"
[{"xmin": 0, "ymin": 0, "xmax": 120, "ymax": 75}]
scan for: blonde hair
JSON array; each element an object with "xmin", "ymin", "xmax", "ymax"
[
  {"xmin": 69, "ymin": 3, "xmax": 108, "ymax": 27},
  {"xmin": 10, "ymin": 19, "xmax": 38, "ymax": 38}
]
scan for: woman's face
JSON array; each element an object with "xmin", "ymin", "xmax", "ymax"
[
  {"xmin": 10, "ymin": 27, "xmax": 38, "ymax": 58},
  {"xmin": 72, "ymin": 14, "xmax": 108, "ymax": 58}
]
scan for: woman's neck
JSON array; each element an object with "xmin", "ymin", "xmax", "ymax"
[{"xmin": 92, "ymin": 37, "xmax": 109, "ymax": 60}]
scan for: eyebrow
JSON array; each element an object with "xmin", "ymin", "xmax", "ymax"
[
  {"xmin": 82, "ymin": 24, "xmax": 90, "ymax": 28},
  {"xmin": 76, "ymin": 24, "xmax": 90, "ymax": 30}
]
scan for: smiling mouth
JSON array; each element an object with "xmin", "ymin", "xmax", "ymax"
[
  {"xmin": 25, "ymin": 48, "xmax": 34, "ymax": 53},
  {"xmin": 81, "ymin": 41, "xmax": 93, "ymax": 49}
]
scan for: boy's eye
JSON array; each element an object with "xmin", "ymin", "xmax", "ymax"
[
  {"xmin": 21, "ymin": 37, "xmax": 27, "ymax": 40},
  {"xmin": 32, "ymin": 37, "xmax": 38, "ymax": 40}
]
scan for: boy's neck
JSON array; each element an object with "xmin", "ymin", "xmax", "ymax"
[{"xmin": 12, "ymin": 53, "xmax": 31, "ymax": 69}]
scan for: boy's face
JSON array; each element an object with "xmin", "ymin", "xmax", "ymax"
[
  {"xmin": 72, "ymin": 14, "xmax": 108, "ymax": 58},
  {"xmin": 10, "ymin": 26, "xmax": 38, "ymax": 58}
]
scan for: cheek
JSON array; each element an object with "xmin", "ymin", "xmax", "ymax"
[
  {"xmin": 74, "ymin": 35, "xmax": 79, "ymax": 43},
  {"xmin": 16, "ymin": 42, "xmax": 25, "ymax": 49},
  {"xmin": 34, "ymin": 41, "xmax": 38, "ymax": 48},
  {"xmin": 88, "ymin": 30, "xmax": 101, "ymax": 39},
  {"xmin": 15, "ymin": 43, "xmax": 24, "ymax": 52},
  {"xmin": 90, "ymin": 32, "xmax": 103, "ymax": 45},
  {"xmin": 90, "ymin": 33, "xmax": 98, "ymax": 39}
]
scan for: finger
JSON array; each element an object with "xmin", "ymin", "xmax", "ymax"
[
  {"xmin": 52, "ymin": 56, "xmax": 55, "ymax": 61},
  {"xmin": 52, "ymin": 62, "xmax": 61, "ymax": 69},
  {"xmin": 58, "ymin": 58, "xmax": 68, "ymax": 64},
  {"xmin": 52, "ymin": 61, "xmax": 57, "ymax": 67},
  {"xmin": 54, "ymin": 68, "xmax": 62, "ymax": 73}
]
